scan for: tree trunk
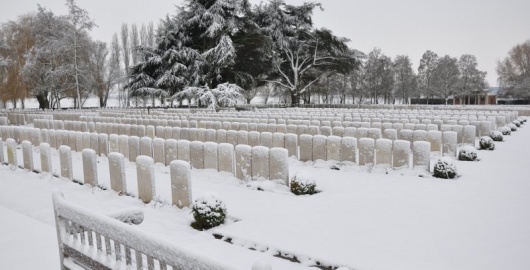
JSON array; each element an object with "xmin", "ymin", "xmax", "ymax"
[
  {"xmin": 290, "ymin": 91, "xmax": 300, "ymax": 107},
  {"xmin": 36, "ymin": 93, "xmax": 50, "ymax": 110}
]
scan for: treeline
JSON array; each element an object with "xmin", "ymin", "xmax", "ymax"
[{"xmin": 1, "ymin": 0, "xmax": 527, "ymax": 109}]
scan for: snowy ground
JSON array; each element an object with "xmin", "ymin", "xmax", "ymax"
[{"xmin": 1, "ymin": 125, "xmax": 530, "ymax": 270}]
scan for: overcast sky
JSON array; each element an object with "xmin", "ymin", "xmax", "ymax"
[{"xmin": 2, "ymin": 0, "xmax": 529, "ymax": 87}]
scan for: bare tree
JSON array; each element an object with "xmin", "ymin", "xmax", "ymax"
[
  {"xmin": 457, "ymin": 54, "xmax": 486, "ymax": 103},
  {"xmin": 418, "ymin": 50, "xmax": 438, "ymax": 101},
  {"xmin": 110, "ymin": 33, "xmax": 123, "ymax": 106},
  {"xmin": 497, "ymin": 40, "xmax": 530, "ymax": 100},
  {"xmin": 432, "ymin": 55, "xmax": 460, "ymax": 104},
  {"xmin": 121, "ymin": 23, "xmax": 130, "ymax": 106},
  {"xmin": 65, "ymin": 0, "xmax": 96, "ymax": 109},
  {"xmin": 393, "ymin": 55, "xmax": 417, "ymax": 104}
]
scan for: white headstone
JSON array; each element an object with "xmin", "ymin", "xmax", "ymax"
[
  {"xmin": 252, "ymin": 146, "xmax": 269, "ymax": 180},
  {"xmin": 170, "ymin": 160, "xmax": 192, "ymax": 208},
  {"xmin": 136, "ymin": 155, "xmax": 156, "ymax": 203},
  {"xmin": 82, "ymin": 149, "xmax": 98, "ymax": 186},
  {"xmin": 235, "ymin": 144, "xmax": 252, "ymax": 180}
]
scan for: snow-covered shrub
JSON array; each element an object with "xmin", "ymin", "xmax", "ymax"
[
  {"xmin": 489, "ymin": 131, "xmax": 503, "ymax": 142},
  {"xmin": 499, "ymin": 126, "xmax": 511, "ymax": 135},
  {"xmin": 507, "ymin": 123, "xmax": 517, "ymax": 131},
  {"xmin": 433, "ymin": 157, "xmax": 457, "ymax": 179},
  {"xmin": 512, "ymin": 120, "xmax": 521, "ymax": 127},
  {"xmin": 458, "ymin": 145, "xmax": 478, "ymax": 161},
  {"xmin": 479, "ymin": 136, "xmax": 495, "ymax": 150},
  {"xmin": 192, "ymin": 194, "xmax": 227, "ymax": 230},
  {"xmin": 290, "ymin": 171, "xmax": 317, "ymax": 195}
]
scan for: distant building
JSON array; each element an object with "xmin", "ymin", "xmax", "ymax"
[{"xmin": 453, "ymin": 87, "xmax": 497, "ymax": 105}]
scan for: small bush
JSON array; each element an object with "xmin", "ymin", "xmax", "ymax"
[
  {"xmin": 433, "ymin": 157, "xmax": 457, "ymax": 179},
  {"xmin": 192, "ymin": 194, "xmax": 227, "ymax": 230},
  {"xmin": 479, "ymin": 136, "xmax": 495, "ymax": 150},
  {"xmin": 290, "ymin": 172, "xmax": 317, "ymax": 195},
  {"xmin": 512, "ymin": 120, "xmax": 521, "ymax": 127},
  {"xmin": 499, "ymin": 126, "xmax": 511, "ymax": 135},
  {"xmin": 489, "ymin": 131, "xmax": 503, "ymax": 141},
  {"xmin": 507, "ymin": 123, "xmax": 517, "ymax": 131},
  {"xmin": 458, "ymin": 145, "xmax": 478, "ymax": 161}
]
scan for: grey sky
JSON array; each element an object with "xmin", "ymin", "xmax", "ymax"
[{"xmin": 1, "ymin": 0, "xmax": 529, "ymax": 87}]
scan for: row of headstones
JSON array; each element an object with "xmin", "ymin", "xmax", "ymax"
[
  {"xmin": 33, "ymin": 117, "xmax": 489, "ymax": 141},
  {"xmin": 0, "ymin": 127, "xmax": 290, "ymax": 183},
  {"xmin": 1, "ymin": 120, "xmax": 473, "ymax": 157},
  {"xmin": 0, "ymin": 138, "xmax": 193, "ymax": 208},
  {"xmin": 297, "ymin": 134, "xmax": 451, "ymax": 168},
  {"xmin": 77, "ymin": 112, "xmax": 506, "ymax": 132}
]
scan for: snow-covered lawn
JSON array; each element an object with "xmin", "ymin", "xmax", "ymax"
[{"xmin": 1, "ymin": 124, "xmax": 530, "ymax": 270}]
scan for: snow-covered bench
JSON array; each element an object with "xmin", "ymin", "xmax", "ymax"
[{"xmin": 52, "ymin": 192, "xmax": 237, "ymax": 270}]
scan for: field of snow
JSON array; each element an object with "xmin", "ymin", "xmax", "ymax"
[{"xmin": 1, "ymin": 122, "xmax": 530, "ymax": 269}]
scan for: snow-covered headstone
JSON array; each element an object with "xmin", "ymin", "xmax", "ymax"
[
  {"xmin": 118, "ymin": 135, "xmax": 129, "ymax": 160},
  {"xmin": 462, "ymin": 125, "xmax": 476, "ymax": 145},
  {"xmin": 108, "ymin": 152, "xmax": 126, "ymax": 193},
  {"xmin": 427, "ymin": 130, "xmax": 442, "ymax": 153},
  {"xmin": 190, "ymin": 141, "xmax": 204, "ymax": 169},
  {"xmin": 299, "ymin": 134, "xmax": 313, "ymax": 161},
  {"xmin": 369, "ymin": 128, "xmax": 382, "ymax": 140},
  {"xmin": 22, "ymin": 140, "xmax": 34, "ymax": 171},
  {"xmin": 252, "ymin": 146, "xmax": 269, "ymax": 180},
  {"xmin": 344, "ymin": 127, "xmax": 357, "ymax": 138},
  {"xmin": 170, "ymin": 160, "xmax": 192, "ymax": 208},
  {"xmin": 442, "ymin": 131, "xmax": 458, "ymax": 157},
  {"xmin": 203, "ymin": 142, "xmax": 218, "ymax": 170},
  {"xmin": 177, "ymin": 140, "xmax": 191, "ymax": 162},
  {"xmin": 197, "ymin": 128, "xmax": 207, "ymax": 142},
  {"xmin": 218, "ymin": 143, "xmax": 234, "ymax": 174},
  {"xmin": 332, "ymin": 126, "xmax": 345, "ymax": 137},
  {"xmin": 136, "ymin": 155, "xmax": 156, "ymax": 203},
  {"xmin": 59, "ymin": 145, "xmax": 73, "ymax": 180},
  {"xmin": 235, "ymin": 144, "xmax": 252, "ymax": 180},
  {"xmin": 375, "ymin": 138, "xmax": 392, "ymax": 165},
  {"xmin": 149, "ymin": 138, "xmax": 164, "ymax": 165},
  {"xmin": 341, "ymin": 137, "xmax": 357, "ymax": 163},
  {"xmin": 226, "ymin": 130, "xmax": 238, "ymax": 146},
  {"xmin": 49, "ymin": 129, "xmax": 57, "ymax": 148},
  {"xmin": 206, "ymin": 129, "xmax": 216, "ymax": 142},
  {"xmin": 320, "ymin": 126, "xmax": 332, "ymax": 136},
  {"xmin": 399, "ymin": 129, "xmax": 413, "ymax": 143},
  {"xmin": 146, "ymin": 125, "xmax": 155, "ymax": 139},
  {"xmin": 383, "ymin": 128, "xmax": 397, "ymax": 141},
  {"xmin": 326, "ymin": 136, "xmax": 341, "ymax": 161},
  {"xmin": 270, "ymin": 147, "xmax": 289, "ymax": 184},
  {"xmin": 188, "ymin": 128, "xmax": 198, "ymax": 142},
  {"xmin": 413, "ymin": 141, "xmax": 431, "ymax": 169},
  {"xmin": 98, "ymin": 133, "xmax": 109, "ymax": 157},
  {"xmin": 479, "ymin": 121, "xmax": 492, "ymax": 137},
  {"xmin": 0, "ymin": 139, "xmax": 4, "ymax": 164},
  {"xmin": 163, "ymin": 139, "xmax": 178, "ymax": 166},
  {"xmin": 496, "ymin": 116, "xmax": 506, "ymax": 130},
  {"xmin": 109, "ymin": 134, "xmax": 119, "ymax": 153},
  {"xmin": 82, "ymin": 148, "xmax": 98, "ymax": 186},
  {"xmin": 413, "ymin": 130, "xmax": 428, "ymax": 142},
  {"xmin": 392, "ymin": 140, "xmax": 411, "ymax": 168},
  {"xmin": 248, "ymin": 131, "xmax": 260, "ymax": 147},
  {"xmin": 172, "ymin": 127, "xmax": 181, "ymax": 140},
  {"xmin": 312, "ymin": 135, "xmax": 327, "ymax": 160},
  {"xmin": 128, "ymin": 136, "xmax": 141, "ymax": 162},
  {"xmin": 272, "ymin": 133, "xmax": 285, "ymax": 148},
  {"xmin": 260, "ymin": 132, "xmax": 273, "ymax": 148},
  {"xmin": 40, "ymin": 143, "xmax": 52, "ymax": 173},
  {"xmin": 277, "ymin": 124, "xmax": 287, "ymax": 133},
  {"xmin": 214, "ymin": 129, "xmax": 226, "ymax": 144},
  {"xmin": 6, "ymin": 138, "xmax": 17, "ymax": 167},
  {"xmin": 285, "ymin": 133, "xmax": 298, "ymax": 158},
  {"xmin": 180, "ymin": 127, "xmax": 190, "ymax": 141},
  {"xmin": 140, "ymin": 137, "xmax": 153, "ymax": 158},
  {"xmin": 357, "ymin": 127, "xmax": 369, "ymax": 139},
  {"xmin": 358, "ymin": 138, "xmax": 375, "ymax": 165}
]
